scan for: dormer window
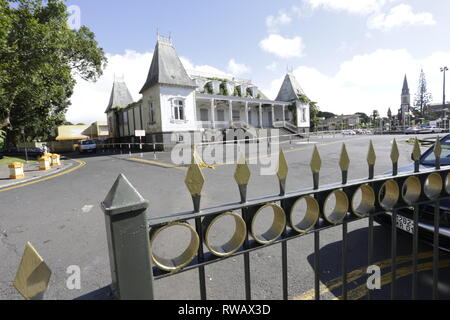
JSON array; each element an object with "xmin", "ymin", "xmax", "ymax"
[{"xmin": 171, "ymin": 98, "xmax": 185, "ymax": 121}]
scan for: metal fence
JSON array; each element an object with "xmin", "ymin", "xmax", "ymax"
[{"xmin": 101, "ymin": 137, "xmax": 448, "ymax": 300}]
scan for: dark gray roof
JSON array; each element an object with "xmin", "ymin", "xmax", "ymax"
[
  {"xmin": 140, "ymin": 41, "xmax": 197, "ymax": 93},
  {"xmin": 402, "ymin": 75, "xmax": 410, "ymax": 95},
  {"xmin": 276, "ymin": 73, "xmax": 306, "ymax": 102},
  {"xmin": 105, "ymin": 80, "xmax": 134, "ymax": 113}
]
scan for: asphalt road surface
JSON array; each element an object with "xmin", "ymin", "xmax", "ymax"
[{"xmin": 1, "ymin": 133, "xmax": 450, "ymax": 300}]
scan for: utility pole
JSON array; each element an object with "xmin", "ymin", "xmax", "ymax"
[
  {"xmin": 21, "ymin": 127, "xmax": 28, "ymax": 163},
  {"xmin": 441, "ymin": 67, "xmax": 448, "ymax": 131}
]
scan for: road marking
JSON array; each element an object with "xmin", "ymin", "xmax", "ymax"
[
  {"xmin": 335, "ymin": 259, "xmax": 450, "ymax": 300},
  {"xmin": 81, "ymin": 205, "xmax": 94, "ymax": 213},
  {"xmin": 0, "ymin": 159, "xmax": 86, "ymax": 193},
  {"xmin": 128, "ymin": 158, "xmax": 186, "ymax": 171},
  {"xmin": 293, "ymin": 251, "xmax": 434, "ymax": 300}
]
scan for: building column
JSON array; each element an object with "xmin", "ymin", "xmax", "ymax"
[
  {"xmin": 259, "ymin": 103, "xmax": 263, "ymax": 129},
  {"xmin": 282, "ymin": 105, "xmax": 286, "ymax": 124},
  {"xmin": 271, "ymin": 104, "xmax": 275, "ymax": 126},
  {"xmin": 245, "ymin": 102, "xmax": 249, "ymax": 126},
  {"xmin": 211, "ymin": 99, "xmax": 216, "ymax": 129},
  {"xmin": 229, "ymin": 100, "xmax": 233, "ymax": 126}
]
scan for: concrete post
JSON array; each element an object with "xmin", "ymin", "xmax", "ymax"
[
  {"xmin": 271, "ymin": 105, "xmax": 275, "ymax": 127},
  {"xmin": 259, "ymin": 103, "xmax": 263, "ymax": 129},
  {"xmin": 245, "ymin": 102, "xmax": 249, "ymax": 126},
  {"xmin": 229, "ymin": 100, "xmax": 233, "ymax": 126},
  {"xmin": 211, "ymin": 99, "xmax": 216, "ymax": 129},
  {"xmin": 101, "ymin": 174, "xmax": 154, "ymax": 300}
]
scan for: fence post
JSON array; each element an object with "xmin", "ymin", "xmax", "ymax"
[{"xmin": 101, "ymin": 174, "xmax": 154, "ymax": 300}]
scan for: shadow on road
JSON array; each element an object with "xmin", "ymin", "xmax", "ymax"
[{"xmin": 306, "ymin": 224, "xmax": 450, "ymax": 300}]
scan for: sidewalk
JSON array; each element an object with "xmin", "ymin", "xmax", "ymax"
[{"xmin": 0, "ymin": 160, "xmax": 74, "ymax": 189}]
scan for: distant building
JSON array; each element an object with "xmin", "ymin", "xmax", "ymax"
[
  {"xmin": 51, "ymin": 122, "xmax": 109, "ymax": 153},
  {"xmin": 318, "ymin": 114, "xmax": 361, "ymax": 131},
  {"xmin": 427, "ymin": 101, "xmax": 450, "ymax": 114},
  {"xmin": 397, "ymin": 75, "xmax": 412, "ymax": 125},
  {"xmin": 105, "ymin": 35, "xmax": 311, "ymax": 147},
  {"xmin": 55, "ymin": 122, "xmax": 109, "ymax": 141}
]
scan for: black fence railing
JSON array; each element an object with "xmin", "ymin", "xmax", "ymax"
[{"xmin": 101, "ymin": 137, "xmax": 448, "ymax": 300}]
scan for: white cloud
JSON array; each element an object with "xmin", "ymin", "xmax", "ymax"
[
  {"xmin": 303, "ymin": 0, "xmax": 395, "ymax": 15},
  {"xmin": 262, "ymin": 49, "xmax": 450, "ymax": 117},
  {"xmin": 266, "ymin": 10, "xmax": 292, "ymax": 33},
  {"xmin": 227, "ymin": 59, "xmax": 251, "ymax": 76},
  {"xmin": 266, "ymin": 62, "xmax": 279, "ymax": 72},
  {"xmin": 259, "ymin": 34, "xmax": 305, "ymax": 58},
  {"xmin": 67, "ymin": 52, "xmax": 230, "ymax": 124},
  {"xmin": 368, "ymin": 4, "xmax": 436, "ymax": 31},
  {"xmin": 181, "ymin": 57, "xmax": 230, "ymax": 78},
  {"xmin": 66, "ymin": 50, "xmax": 153, "ymax": 125}
]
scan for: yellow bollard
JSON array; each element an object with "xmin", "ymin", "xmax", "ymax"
[
  {"xmin": 39, "ymin": 155, "xmax": 51, "ymax": 171},
  {"xmin": 51, "ymin": 154, "xmax": 61, "ymax": 166},
  {"xmin": 9, "ymin": 162, "xmax": 25, "ymax": 179}
]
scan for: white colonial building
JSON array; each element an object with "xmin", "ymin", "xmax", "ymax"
[{"xmin": 105, "ymin": 35, "xmax": 311, "ymax": 147}]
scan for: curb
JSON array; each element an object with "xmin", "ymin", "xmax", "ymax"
[{"xmin": 0, "ymin": 161, "xmax": 75, "ymax": 190}]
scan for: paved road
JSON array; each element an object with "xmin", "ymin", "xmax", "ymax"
[{"xmin": 1, "ymin": 134, "xmax": 449, "ymax": 300}]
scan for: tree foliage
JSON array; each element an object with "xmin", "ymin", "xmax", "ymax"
[
  {"xmin": 0, "ymin": 0, "xmax": 107, "ymax": 144},
  {"xmin": 309, "ymin": 101, "xmax": 320, "ymax": 131},
  {"xmin": 355, "ymin": 112, "xmax": 370, "ymax": 124},
  {"xmin": 413, "ymin": 69, "xmax": 433, "ymax": 116}
]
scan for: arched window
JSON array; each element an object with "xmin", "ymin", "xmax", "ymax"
[{"xmin": 172, "ymin": 99, "xmax": 185, "ymax": 121}]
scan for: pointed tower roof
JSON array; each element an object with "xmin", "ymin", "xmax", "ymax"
[
  {"xmin": 402, "ymin": 75, "xmax": 410, "ymax": 95},
  {"xmin": 276, "ymin": 73, "xmax": 306, "ymax": 102},
  {"xmin": 140, "ymin": 37, "xmax": 197, "ymax": 93},
  {"xmin": 105, "ymin": 78, "xmax": 134, "ymax": 113}
]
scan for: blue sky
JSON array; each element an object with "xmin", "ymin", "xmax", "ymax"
[{"xmin": 65, "ymin": 0, "xmax": 450, "ymax": 124}]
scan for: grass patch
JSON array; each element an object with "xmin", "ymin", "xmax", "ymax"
[{"xmin": 0, "ymin": 156, "xmax": 38, "ymax": 166}]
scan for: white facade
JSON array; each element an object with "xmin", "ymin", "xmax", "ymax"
[{"xmin": 106, "ymin": 38, "xmax": 311, "ymax": 141}]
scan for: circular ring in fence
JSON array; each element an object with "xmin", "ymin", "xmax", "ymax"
[
  {"xmin": 204, "ymin": 212, "xmax": 247, "ymax": 257},
  {"xmin": 402, "ymin": 176, "xmax": 422, "ymax": 205},
  {"xmin": 424, "ymin": 173, "xmax": 443, "ymax": 200},
  {"xmin": 290, "ymin": 196, "xmax": 320, "ymax": 234},
  {"xmin": 351, "ymin": 185, "xmax": 376, "ymax": 218},
  {"xmin": 251, "ymin": 203, "xmax": 286, "ymax": 245},
  {"xmin": 378, "ymin": 180, "xmax": 400, "ymax": 210},
  {"xmin": 150, "ymin": 222, "xmax": 200, "ymax": 272},
  {"xmin": 445, "ymin": 173, "xmax": 450, "ymax": 195},
  {"xmin": 323, "ymin": 190, "xmax": 349, "ymax": 224}
]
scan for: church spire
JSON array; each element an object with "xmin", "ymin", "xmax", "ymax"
[{"xmin": 402, "ymin": 75, "xmax": 410, "ymax": 95}]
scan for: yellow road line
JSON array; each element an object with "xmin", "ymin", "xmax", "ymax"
[
  {"xmin": 0, "ymin": 159, "xmax": 86, "ymax": 193},
  {"xmin": 293, "ymin": 251, "xmax": 435, "ymax": 300},
  {"xmin": 128, "ymin": 158, "xmax": 186, "ymax": 171},
  {"xmin": 335, "ymin": 259, "xmax": 450, "ymax": 300}
]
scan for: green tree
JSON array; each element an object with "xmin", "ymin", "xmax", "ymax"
[
  {"xmin": 413, "ymin": 69, "xmax": 433, "ymax": 116},
  {"xmin": 355, "ymin": 112, "xmax": 370, "ymax": 125},
  {"xmin": 309, "ymin": 101, "xmax": 320, "ymax": 131},
  {"xmin": 0, "ymin": 0, "xmax": 107, "ymax": 144},
  {"xmin": 317, "ymin": 111, "xmax": 336, "ymax": 119}
]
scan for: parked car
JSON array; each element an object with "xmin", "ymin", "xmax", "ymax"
[
  {"xmin": 342, "ymin": 130, "xmax": 356, "ymax": 135},
  {"xmin": 425, "ymin": 125, "xmax": 444, "ymax": 134},
  {"xmin": 78, "ymin": 140, "xmax": 97, "ymax": 154},
  {"xmin": 375, "ymin": 134, "xmax": 450, "ymax": 250},
  {"xmin": 2, "ymin": 146, "xmax": 45, "ymax": 159},
  {"xmin": 405, "ymin": 127, "xmax": 420, "ymax": 135}
]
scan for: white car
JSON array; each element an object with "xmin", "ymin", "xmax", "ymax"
[
  {"xmin": 428, "ymin": 126, "xmax": 444, "ymax": 133},
  {"xmin": 342, "ymin": 130, "xmax": 356, "ymax": 135},
  {"xmin": 79, "ymin": 140, "xmax": 97, "ymax": 154}
]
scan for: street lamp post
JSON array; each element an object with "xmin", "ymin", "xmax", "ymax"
[
  {"xmin": 442, "ymin": 66, "xmax": 448, "ymax": 108},
  {"xmin": 21, "ymin": 127, "xmax": 28, "ymax": 163}
]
